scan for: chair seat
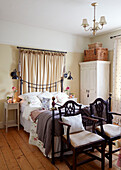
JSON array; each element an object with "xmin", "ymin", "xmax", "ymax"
[
  {"xmin": 63, "ymin": 130, "xmax": 103, "ymax": 147},
  {"xmin": 96, "ymin": 124, "xmax": 121, "ymax": 137}
]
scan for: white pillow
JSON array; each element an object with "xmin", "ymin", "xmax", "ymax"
[
  {"xmin": 38, "ymin": 91, "xmax": 57, "ymax": 106},
  {"xmin": 18, "ymin": 92, "xmax": 41, "ymax": 100},
  {"xmin": 22, "ymin": 95, "xmax": 41, "ymax": 106},
  {"xmin": 56, "ymin": 92, "xmax": 69, "ymax": 104},
  {"xmin": 50, "ymin": 92, "xmax": 58, "ymax": 97},
  {"xmin": 20, "ymin": 99, "xmax": 28, "ymax": 106},
  {"xmin": 37, "ymin": 91, "xmax": 53, "ymax": 101},
  {"xmin": 62, "ymin": 114, "xmax": 85, "ymax": 135}
]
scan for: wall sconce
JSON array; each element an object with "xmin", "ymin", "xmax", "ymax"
[
  {"xmin": 10, "ymin": 69, "xmax": 19, "ymax": 79},
  {"xmin": 64, "ymin": 71, "xmax": 73, "ymax": 80}
]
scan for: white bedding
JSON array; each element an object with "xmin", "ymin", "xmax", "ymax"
[
  {"xmin": 20, "ymin": 112, "xmax": 32, "ymax": 133},
  {"xmin": 20, "ymin": 100, "xmax": 41, "ymax": 132},
  {"xmin": 22, "ymin": 104, "xmax": 41, "ymax": 120},
  {"xmin": 20, "ymin": 102, "xmax": 61, "ymax": 157}
]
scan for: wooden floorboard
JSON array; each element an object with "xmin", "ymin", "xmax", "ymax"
[
  {"xmin": 0, "ymin": 130, "xmax": 20, "ymax": 170},
  {"xmin": 18, "ymin": 128, "xmax": 57, "ymax": 170},
  {"xmin": 0, "ymin": 127, "xmax": 120, "ymax": 170},
  {"xmin": 2, "ymin": 129, "xmax": 33, "ymax": 170},
  {"xmin": 0, "ymin": 127, "xmax": 56, "ymax": 170}
]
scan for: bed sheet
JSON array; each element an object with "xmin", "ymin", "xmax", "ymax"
[
  {"xmin": 29, "ymin": 120, "xmax": 61, "ymax": 158},
  {"xmin": 20, "ymin": 103, "xmax": 61, "ymax": 158},
  {"xmin": 20, "ymin": 112, "xmax": 32, "ymax": 133}
]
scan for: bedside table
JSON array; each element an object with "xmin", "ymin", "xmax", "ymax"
[{"xmin": 4, "ymin": 102, "xmax": 20, "ymax": 132}]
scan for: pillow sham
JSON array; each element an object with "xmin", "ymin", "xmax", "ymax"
[
  {"xmin": 41, "ymin": 97, "xmax": 51, "ymax": 110},
  {"xmin": 38, "ymin": 91, "xmax": 57, "ymax": 107},
  {"xmin": 62, "ymin": 114, "xmax": 85, "ymax": 135}
]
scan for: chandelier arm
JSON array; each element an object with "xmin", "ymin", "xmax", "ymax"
[
  {"xmin": 98, "ymin": 25, "xmax": 103, "ymax": 30},
  {"xmin": 84, "ymin": 27, "xmax": 92, "ymax": 32}
]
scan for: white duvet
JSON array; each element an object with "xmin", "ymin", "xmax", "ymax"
[{"xmin": 22, "ymin": 104, "xmax": 41, "ymax": 121}]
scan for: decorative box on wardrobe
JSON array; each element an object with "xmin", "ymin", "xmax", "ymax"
[
  {"xmin": 84, "ymin": 48, "xmax": 108, "ymax": 62},
  {"xmin": 79, "ymin": 61, "xmax": 110, "ymax": 105}
]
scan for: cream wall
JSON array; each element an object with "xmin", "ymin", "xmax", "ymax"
[
  {"xmin": 64, "ymin": 52, "xmax": 84, "ymax": 101},
  {"xmin": 0, "ymin": 44, "xmax": 19, "ymax": 127}
]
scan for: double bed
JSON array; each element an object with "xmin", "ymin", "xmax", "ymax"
[{"xmin": 19, "ymin": 79, "xmax": 75, "ymax": 162}]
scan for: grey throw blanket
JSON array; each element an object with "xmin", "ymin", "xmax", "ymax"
[
  {"xmin": 36, "ymin": 106, "xmax": 92, "ymax": 156},
  {"xmin": 36, "ymin": 110, "xmax": 61, "ymax": 156}
]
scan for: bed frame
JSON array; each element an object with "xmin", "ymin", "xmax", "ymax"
[
  {"xmin": 20, "ymin": 77, "xmax": 64, "ymax": 95},
  {"xmin": 20, "ymin": 77, "xmax": 64, "ymax": 164}
]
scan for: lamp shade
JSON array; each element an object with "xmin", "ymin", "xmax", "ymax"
[
  {"xmin": 95, "ymin": 22, "xmax": 98, "ymax": 28},
  {"xmin": 99, "ymin": 16, "xmax": 107, "ymax": 25},
  {"xmin": 67, "ymin": 72, "xmax": 73, "ymax": 80},
  {"xmin": 64, "ymin": 71, "xmax": 73, "ymax": 80},
  {"xmin": 81, "ymin": 19, "xmax": 89, "ymax": 27}
]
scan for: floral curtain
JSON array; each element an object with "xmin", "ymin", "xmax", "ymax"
[
  {"xmin": 112, "ymin": 38, "xmax": 121, "ymax": 124},
  {"xmin": 19, "ymin": 50, "xmax": 65, "ymax": 93}
]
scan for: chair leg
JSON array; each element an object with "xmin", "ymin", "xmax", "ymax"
[
  {"xmin": 60, "ymin": 138, "xmax": 63, "ymax": 161},
  {"xmin": 109, "ymin": 140, "xmax": 112, "ymax": 168},
  {"xmin": 101, "ymin": 142, "xmax": 105, "ymax": 170},
  {"xmin": 73, "ymin": 149, "xmax": 76, "ymax": 170}
]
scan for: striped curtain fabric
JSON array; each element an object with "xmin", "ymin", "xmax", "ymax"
[{"xmin": 20, "ymin": 50, "xmax": 65, "ymax": 94}]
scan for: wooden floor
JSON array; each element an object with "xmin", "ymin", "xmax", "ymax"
[{"xmin": 0, "ymin": 127, "xmax": 120, "ymax": 170}]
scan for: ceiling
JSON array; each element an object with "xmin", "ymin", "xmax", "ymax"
[{"xmin": 0, "ymin": 0, "xmax": 121, "ymax": 37}]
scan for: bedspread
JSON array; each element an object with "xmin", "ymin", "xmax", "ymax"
[{"xmin": 36, "ymin": 110, "xmax": 61, "ymax": 156}]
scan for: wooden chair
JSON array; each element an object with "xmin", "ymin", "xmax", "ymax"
[
  {"xmin": 58, "ymin": 100, "xmax": 105, "ymax": 170},
  {"xmin": 90, "ymin": 98, "xmax": 121, "ymax": 168}
]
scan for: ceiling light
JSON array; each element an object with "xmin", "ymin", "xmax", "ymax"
[{"xmin": 81, "ymin": 2, "xmax": 107, "ymax": 36}]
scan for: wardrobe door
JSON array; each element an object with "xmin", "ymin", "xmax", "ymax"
[{"xmin": 80, "ymin": 62, "xmax": 96, "ymax": 105}]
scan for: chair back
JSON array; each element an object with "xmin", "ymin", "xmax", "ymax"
[
  {"xmin": 90, "ymin": 98, "xmax": 111, "ymax": 123},
  {"xmin": 58, "ymin": 100, "xmax": 82, "ymax": 120}
]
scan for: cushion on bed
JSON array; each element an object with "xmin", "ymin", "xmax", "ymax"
[
  {"xmin": 62, "ymin": 114, "xmax": 85, "ymax": 135},
  {"xmin": 37, "ymin": 91, "xmax": 58, "ymax": 106},
  {"xmin": 41, "ymin": 97, "xmax": 51, "ymax": 110}
]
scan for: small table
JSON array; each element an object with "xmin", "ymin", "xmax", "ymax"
[{"xmin": 4, "ymin": 102, "xmax": 20, "ymax": 132}]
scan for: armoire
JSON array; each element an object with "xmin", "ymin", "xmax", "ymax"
[{"xmin": 79, "ymin": 61, "xmax": 110, "ymax": 105}]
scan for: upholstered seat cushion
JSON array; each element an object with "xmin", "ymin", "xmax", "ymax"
[
  {"xmin": 96, "ymin": 124, "xmax": 121, "ymax": 137},
  {"xmin": 63, "ymin": 130, "xmax": 103, "ymax": 147}
]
